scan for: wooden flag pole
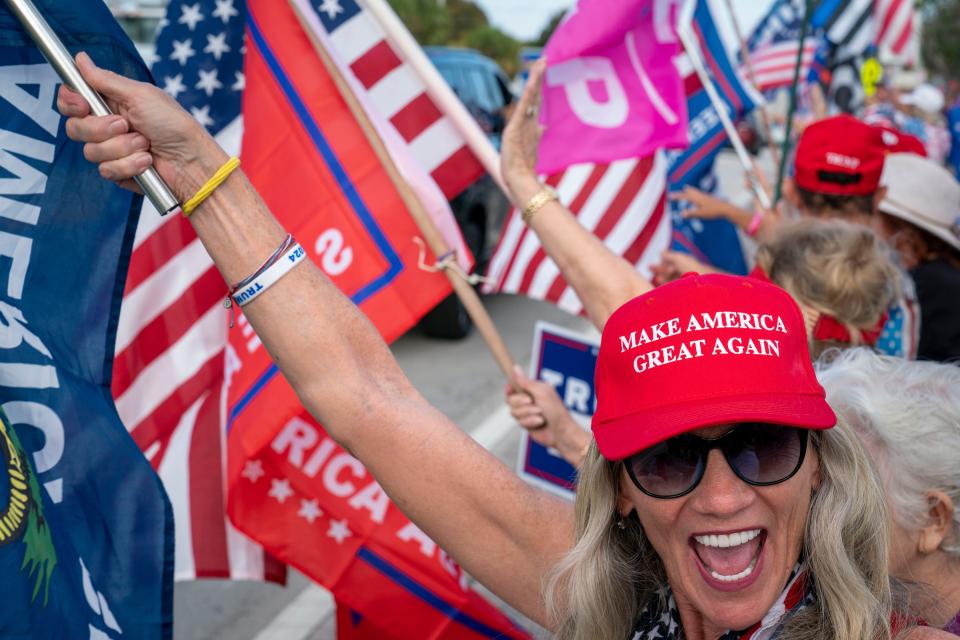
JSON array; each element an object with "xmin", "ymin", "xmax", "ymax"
[
  {"xmin": 288, "ymin": 0, "xmax": 518, "ymax": 381},
  {"xmin": 721, "ymin": 0, "xmax": 780, "ymax": 171}
]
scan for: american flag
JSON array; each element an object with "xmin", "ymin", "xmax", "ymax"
[
  {"xmin": 482, "ymin": 153, "xmax": 670, "ymax": 315},
  {"xmin": 116, "ymin": 0, "xmax": 286, "ymax": 583},
  {"xmin": 307, "ymin": 0, "xmax": 484, "ymax": 200},
  {"xmin": 874, "ymin": 0, "xmax": 915, "ymax": 59},
  {"xmin": 117, "ymin": 0, "xmax": 483, "ymax": 583},
  {"xmin": 744, "ymin": 0, "xmax": 820, "ymax": 92}
]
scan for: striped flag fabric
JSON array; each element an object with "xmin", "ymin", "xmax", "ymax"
[
  {"xmin": 746, "ymin": 39, "xmax": 818, "ymax": 92},
  {"xmin": 812, "ymin": 0, "xmax": 875, "ymax": 61},
  {"xmin": 115, "ymin": 0, "xmax": 287, "ymax": 584},
  {"xmin": 305, "ymin": 0, "xmax": 484, "ymax": 200},
  {"xmin": 482, "ymin": 153, "xmax": 671, "ymax": 315},
  {"xmin": 744, "ymin": 0, "xmax": 820, "ymax": 92},
  {"xmin": 874, "ymin": 0, "xmax": 915, "ymax": 59},
  {"xmin": 118, "ymin": 0, "xmax": 481, "ymax": 588}
]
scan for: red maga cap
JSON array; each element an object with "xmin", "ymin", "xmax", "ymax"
[
  {"xmin": 592, "ymin": 273, "xmax": 835, "ymax": 461},
  {"xmin": 872, "ymin": 124, "xmax": 927, "ymax": 157},
  {"xmin": 794, "ymin": 115, "xmax": 884, "ymax": 196}
]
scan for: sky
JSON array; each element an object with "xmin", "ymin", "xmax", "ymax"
[{"xmin": 473, "ymin": 0, "xmax": 771, "ymax": 51}]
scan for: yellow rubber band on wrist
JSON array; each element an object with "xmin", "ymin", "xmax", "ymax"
[{"xmin": 182, "ymin": 156, "xmax": 240, "ymax": 216}]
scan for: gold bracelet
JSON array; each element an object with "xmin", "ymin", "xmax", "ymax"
[
  {"xmin": 182, "ymin": 156, "xmax": 241, "ymax": 216},
  {"xmin": 521, "ymin": 185, "xmax": 558, "ymax": 225}
]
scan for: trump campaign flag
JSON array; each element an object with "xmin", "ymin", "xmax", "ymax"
[
  {"xmin": 0, "ymin": 1, "xmax": 173, "ymax": 638},
  {"xmin": 668, "ymin": 0, "xmax": 761, "ymax": 275},
  {"xmin": 223, "ymin": 2, "xmax": 528, "ymax": 636},
  {"xmin": 537, "ymin": 0, "xmax": 687, "ymax": 173}
]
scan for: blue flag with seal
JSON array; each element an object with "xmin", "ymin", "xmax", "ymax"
[
  {"xmin": 668, "ymin": 0, "xmax": 762, "ymax": 275},
  {"xmin": 0, "ymin": 1, "xmax": 173, "ymax": 638}
]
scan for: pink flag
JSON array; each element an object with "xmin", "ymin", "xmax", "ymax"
[{"xmin": 538, "ymin": 0, "xmax": 688, "ymax": 174}]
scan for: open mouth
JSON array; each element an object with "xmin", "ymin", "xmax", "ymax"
[{"xmin": 690, "ymin": 528, "xmax": 766, "ymax": 584}]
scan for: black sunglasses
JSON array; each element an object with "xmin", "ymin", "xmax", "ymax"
[{"xmin": 624, "ymin": 424, "xmax": 809, "ymax": 499}]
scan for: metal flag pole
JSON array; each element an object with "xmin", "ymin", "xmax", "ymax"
[
  {"xmin": 773, "ymin": 0, "xmax": 814, "ymax": 206},
  {"xmin": 676, "ymin": 0, "xmax": 771, "ymax": 210},
  {"xmin": 4, "ymin": 0, "xmax": 181, "ymax": 215}
]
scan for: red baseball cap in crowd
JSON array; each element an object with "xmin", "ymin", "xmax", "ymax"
[
  {"xmin": 793, "ymin": 115, "xmax": 884, "ymax": 196},
  {"xmin": 872, "ymin": 124, "xmax": 927, "ymax": 157},
  {"xmin": 592, "ymin": 273, "xmax": 836, "ymax": 461}
]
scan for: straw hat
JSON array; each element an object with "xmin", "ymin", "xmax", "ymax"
[{"xmin": 879, "ymin": 153, "xmax": 960, "ymax": 252}]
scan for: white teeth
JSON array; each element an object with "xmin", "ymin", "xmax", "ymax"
[
  {"xmin": 710, "ymin": 557, "xmax": 758, "ymax": 582},
  {"xmin": 693, "ymin": 528, "xmax": 761, "ymax": 548}
]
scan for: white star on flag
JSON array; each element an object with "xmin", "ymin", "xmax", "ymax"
[
  {"xmin": 318, "ymin": 0, "xmax": 343, "ymax": 20},
  {"xmin": 142, "ymin": 49, "xmax": 160, "ymax": 69},
  {"xmin": 327, "ymin": 518, "xmax": 352, "ymax": 544},
  {"xmin": 195, "ymin": 68, "xmax": 223, "ymax": 97},
  {"xmin": 268, "ymin": 478, "xmax": 294, "ymax": 504},
  {"xmin": 241, "ymin": 459, "xmax": 265, "ymax": 483},
  {"xmin": 204, "ymin": 32, "xmax": 231, "ymax": 60},
  {"xmin": 178, "ymin": 3, "xmax": 205, "ymax": 31},
  {"xmin": 170, "ymin": 39, "xmax": 196, "ymax": 66},
  {"xmin": 212, "ymin": 0, "xmax": 239, "ymax": 23},
  {"xmin": 297, "ymin": 499, "xmax": 323, "ymax": 524},
  {"xmin": 162, "ymin": 74, "xmax": 187, "ymax": 99},
  {"xmin": 190, "ymin": 105, "xmax": 214, "ymax": 128},
  {"xmin": 231, "ymin": 71, "xmax": 245, "ymax": 92}
]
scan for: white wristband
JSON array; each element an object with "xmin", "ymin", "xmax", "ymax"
[{"xmin": 231, "ymin": 243, "xmax": 306, "ymax": 307}]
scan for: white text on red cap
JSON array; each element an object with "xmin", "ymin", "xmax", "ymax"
[{"xmin": 619, "ymin": 311, "xmax": 789, "ymax": 374}]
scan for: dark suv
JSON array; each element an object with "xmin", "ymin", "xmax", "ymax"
[{"xmin": 418, "ymin": 47, "xmax": 514, "ymax": 339}]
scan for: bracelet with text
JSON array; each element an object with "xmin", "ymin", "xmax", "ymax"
[
  {"xmin": 225, "ymin": 235, "xmax": 305, "ymax": 325},
  {"xmin": 182, "ymin": 156, "xmax": 241, "ymax": 216}
]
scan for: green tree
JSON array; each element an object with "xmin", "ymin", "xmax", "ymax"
[
  {"xmin": 919, "ymin": 0, "xmax": 960, "ymax": 80},
  {"xmin": 464, "ymin": 25, "xmax": 521, "ymax": 75},
  {"xmin": 533, "ymin": 8, "xmax": 568, "ymax": 47}
]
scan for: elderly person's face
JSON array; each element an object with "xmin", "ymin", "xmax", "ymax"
[{"xmin": 619, "ymin": 424, "xmax": 821, "ymax": 634}]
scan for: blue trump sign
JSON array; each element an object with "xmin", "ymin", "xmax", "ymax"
[{"xmin": 517, "ymin": 322, "xmax": 598, "ymax": 499}]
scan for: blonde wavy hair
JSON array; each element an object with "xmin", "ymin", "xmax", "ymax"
[
  {"xmin": 755, "ymin": 219, "xmax": 900, "ymax": 357},
  {"xmin": 545, "ymin": 418, "xmax": 896, "ymax": 640}
]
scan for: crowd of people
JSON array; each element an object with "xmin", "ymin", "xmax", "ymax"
[{"xmin": 59, "ymin": 48, "xmax": 958, "ymax": 639}]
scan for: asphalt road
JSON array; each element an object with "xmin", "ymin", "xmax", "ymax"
[{"xmin": 173, "ymin": 293, "xmax": 593, "ymax": 640}]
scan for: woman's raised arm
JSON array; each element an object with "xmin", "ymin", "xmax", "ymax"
[
  {"xmin": 500, "ymin": 61, "xmax": 652, "ymax": 330},
  {"xmin": 60, "ymin": 52, "xmax": 571, "ymax": 625}
]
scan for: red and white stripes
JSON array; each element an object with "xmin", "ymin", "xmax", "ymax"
[
  {"xmin": 746, "ymin": 40, "xmax": 818, "ymax": 92},
  {"xmin": 875, "ymin": 0, "xmax": 915, "ymax": 60},
  {"xmin": 114, "ymin": 122, "xmax": 284, "ymax": 583},
  {"xmin": 324, "ymin": 2, "xmax": 484, "ymax": 199},
  {"xmin": 484, "ymin": 153, "xmax": 671, "ymax": 315}
]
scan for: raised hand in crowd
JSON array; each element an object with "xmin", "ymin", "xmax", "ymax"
[
  {"xmin": 505, "ymin": 365, "xmax": 591, "ymax": 468},
  {"xmin": 650, "ymin": 249, "xmax": 720, "ymax": 285},
  {"xmin": 500, "ymin": 59, "xmax": 650, "ymax": 329}
]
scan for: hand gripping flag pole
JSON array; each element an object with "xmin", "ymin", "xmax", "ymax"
[
  {"xmin": 3, "ymin": 0, "xmax": 181, "ymax": 215},
  {"xmin": 676, "ymin": 0, "xmax": 772, "ymax": 211}
]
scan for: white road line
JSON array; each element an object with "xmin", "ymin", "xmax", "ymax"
[
  {"xmin": 251, "ymin": 404, "xmax": 516, "ymax": 640},
  {"xmin": 250, "ymin": 584, "xmax": 333, "ymax": 640}
]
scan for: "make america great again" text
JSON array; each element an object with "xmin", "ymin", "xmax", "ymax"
[{"xmin": 618, "ymin": 311, "xmax": 789, "ymax": 373}]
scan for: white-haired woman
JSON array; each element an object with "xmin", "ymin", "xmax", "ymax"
[
  {"xmin": 819, "ymin": 349, "xmax": 960, "ymax": 633},
  {"xmin": 58, "ymin": 53, "xmax": 952, "ymax": 640}
]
